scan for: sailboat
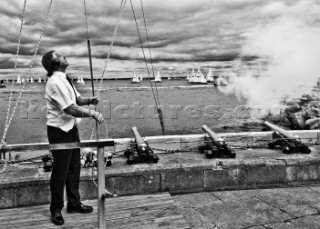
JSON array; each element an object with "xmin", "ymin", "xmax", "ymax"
[
  {"xmin": 38, "ymin": 76, "xmax": 42, "ymax": 83},
  {"xmin": 80, "ymin": 76, "xmax": 85, "ymax": 84},
  {"xmin": 206, "ymin": 67, "xmax": 214, "ymax": 82},
  {"xmin": 186, "ymin": 68, "xmax": 195, "ymax": 82},
  {"xmin": 152, "ymin": 71, "xmax": 162, "ymax": 82},
  {"xmin": 131, "ymin": 71, "xmax": 140, "ymax": 83},
  {"xmin": 76, "ymin": 75, "xmax": 85, "ymax": 85},
  {"xmin": 16, "ymin": 75, "xmax": 22, "ymax": 84},
  {"xmin": 189, "ymin": 67, "xmax": 207, "ymax": 84},
  {"xmin": 30, "ymin": 76, "xmax": 34, "ymax": 83}
]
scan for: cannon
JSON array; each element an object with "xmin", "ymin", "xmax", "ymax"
[
  {"xmin": 198, "ymin": 125, "xmax": 236, "ymax": 158},
  {"xmin": 264, "ymin": 121, "xmax": 311, "ymax": 154},
  {"xmin": 124, "ymin": 127, "xmax": 159, "ymax": 164}
]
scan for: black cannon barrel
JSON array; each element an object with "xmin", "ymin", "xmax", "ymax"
[
  {"xmin": 131, "ymin": 127, "xmax": 147, "ymax": 146},
  {"xmin": 201, "ymin": 125, "xmax": 222, "ymax": 142},
  {"xmin": 264, "ymin": 121, "xmax": 296, "ymax": 139}
]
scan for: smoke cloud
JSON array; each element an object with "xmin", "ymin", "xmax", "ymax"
[{"xmin": 221, "ymin": 1, "xmax": 320, "ymax": 113}]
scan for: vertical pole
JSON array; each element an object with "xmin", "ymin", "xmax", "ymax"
[{"xmin": 97, "ymin": 146, "xmax": 105, "ymax": 229}]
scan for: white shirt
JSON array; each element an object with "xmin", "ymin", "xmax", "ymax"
[{"xmin": 45, "ymin": 71, "xmax": 81, "ymax": 132}]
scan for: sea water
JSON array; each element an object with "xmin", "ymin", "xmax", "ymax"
[{"xmin": 0, "ymin": 79, "xmax": 259, "ymax": 144}]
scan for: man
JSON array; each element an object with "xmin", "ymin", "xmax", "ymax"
[{"xmin": 42, "ymin": 50, "xmax": 104, "ymax": 226}]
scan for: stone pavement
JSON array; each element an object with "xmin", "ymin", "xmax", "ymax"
[{"xmin": 173, "ymin": 186, "xmax": 320, "ymax": 229}]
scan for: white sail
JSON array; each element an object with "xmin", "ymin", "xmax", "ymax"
[
  {"xmin": 16, "ymin": 75, "xmax": 21, "ymax": 84},
  {"xmin": 189, "ymin": 67, "xmax": 207, "ymax": 84},
  {"xmin": 139, "ymin": 75, "xmax": 143, "ymax": 81},
  {"xmin": 30, "ymin": 77, "xmax": 34, "ymax": 83},
  {"xmin": 76, "ymin": 76, "xmax": 85, "ymax": 85},
  {"xmin": 38, "ymin": 77, "xmax": 42, "ymax": 83},
  {"xmin": 153, "ymin": 71, "xmax": 162, "ymax": 82},
  {"xmin": 131, "ymin": 71, "xmax": 140, "ymax": 83},
  {"xmin": 80, "ymin": 76, "xmax": 85, "ymax": 85},
  {"xmin": 206, "ymin": 67, "xmax": 214, "ymax": 82},
  {"xmin": 188, "ymin": 68, "xmax": 196, "ymax": 83}
]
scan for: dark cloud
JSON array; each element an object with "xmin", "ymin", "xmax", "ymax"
[{"xmin": 0, "ymin": 0, "xmax": 319, "ymax": 72}]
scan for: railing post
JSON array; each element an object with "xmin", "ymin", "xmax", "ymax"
[{"xmin": 97, "ymin": 146, "xmax": 105, "ymax": 229}]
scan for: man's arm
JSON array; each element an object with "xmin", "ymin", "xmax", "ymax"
[
  {"xmin": 76, "ymin": 96, "xmax": 100, "ymax": 106},
  {"xmin": 64, "ymin": 104, "xmax": 104, "ymax": 123}
]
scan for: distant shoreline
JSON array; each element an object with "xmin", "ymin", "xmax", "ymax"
[
  {"xmin": 0, "ymin": 76, "xmax": 187, "ymax": 82},
  {"xmin": 0, "ymin": 84, "xmax": 216, "ymax": 94}
]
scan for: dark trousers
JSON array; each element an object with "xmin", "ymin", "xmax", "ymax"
[{"xmin": 47, "ymin": 125, "xmax": 81, "ymax": 213}]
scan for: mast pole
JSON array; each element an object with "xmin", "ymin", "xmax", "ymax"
[{"xmin": 84, "ymin": 1, "xmax": 105, "ymax": 228}]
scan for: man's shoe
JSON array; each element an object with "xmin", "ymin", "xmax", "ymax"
[
  {"xmin": 67, "ymin": 203, "xmax": 93, "ymax": 213},
  {"xmin": 51, "ymin": 211, "xmax": 64, "ymax": 225}
]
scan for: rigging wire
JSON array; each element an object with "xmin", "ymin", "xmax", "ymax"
[
  {"xmin": 89, "ymin": 0, "xmax": 127, "ymax": 140},
  {"xmin": 0, "ymin": 0, "xmax": 54, "ymax": 174},
  {"xmin": 139, "ymin": 0, "xmax": 165, "ymax": 135},
  {"xmin": 2, "ymin": 0, "xmax": 28, "ymax": 145},
  {"xmin": 97, "ymin": 0, "xmax": 127, "ymax": 89},
  {"xmin": 138, "ymin": 0, "xmax": 161, "ymax": 106},
  {"xmin": 130, "ymin": 0, "xmax": 165, "ymax": 134},
  {"xmin": 1, "ymin": 0, "xmax": 54, "ymax": 147}
]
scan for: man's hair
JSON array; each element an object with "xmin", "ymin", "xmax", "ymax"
[{"xmin": 41, "ymin": 50, "xmax": 57, "ymax": 77}]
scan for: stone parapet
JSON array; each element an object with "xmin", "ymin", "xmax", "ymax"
[{"xmin": 1, "ymin": 130, "xmax": 320, "ymax": 209}]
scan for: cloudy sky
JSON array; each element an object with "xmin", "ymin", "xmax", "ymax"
[{"xmin": 0, "ymin": 0, "xmax": 320, "ymax": 83}]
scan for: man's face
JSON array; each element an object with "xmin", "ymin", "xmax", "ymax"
[{"xmin": 52, "ymin": 51, "xmax": 69, "ymax": 69}]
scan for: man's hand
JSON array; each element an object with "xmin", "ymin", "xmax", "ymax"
[
  {"xmin": 92, "ymin": 111, "xmax": 104, "ymax": 124},
  {"xmin": 88, "ymin": 96, "xmax": 100, "ymax": 105}
]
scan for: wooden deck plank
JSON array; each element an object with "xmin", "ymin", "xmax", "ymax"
[
  {"xmin": 0, "ymin": 192, "xmax": 189, "ymax": 229},
  {"xmin": 0, "ymin": 193, "xmax": 171, "ymax": 218},
  {"xmin": 9, "ymin": 206, "xmax": 187, "ymax": 229},
  {"xmin": 12, "ymin": 208, "xmax": 187, "ymax": 229},
  {"xmin": 2, "ymin": 200, "xmax": 175, "ymax": 224},
  {"xmin": 0, "ymin": 196, "xmax": 173, "ymax": 222}
]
